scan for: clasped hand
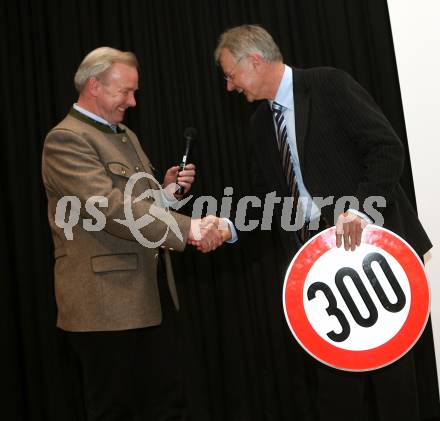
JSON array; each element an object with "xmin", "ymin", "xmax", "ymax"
[
  {"xmin": 163, "ymin": 164, "xmax": 230, "ymax": 253},
  {"xmin": 188, "ymin": 215, "xmax": 231, "ymax": 253}
]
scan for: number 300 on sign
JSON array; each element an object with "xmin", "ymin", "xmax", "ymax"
[{"xmin": 283, "ymin": 225, "xmax": 430, "ymax": 372}]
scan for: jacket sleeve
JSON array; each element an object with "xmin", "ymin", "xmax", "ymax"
[
  {"xmin": 319, "ymin": 68, "xmax": 405, "ymax": 217},
  {"xmin": 42, "ymin": 128, "xmax": 190, "ymax": 251}
]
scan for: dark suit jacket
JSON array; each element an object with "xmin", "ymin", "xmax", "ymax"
[{"xmin": 246, "ymin": 66, "xmax": 431, "ymax": 260}]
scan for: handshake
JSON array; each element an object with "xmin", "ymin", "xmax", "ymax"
[{"xmin": 188, "ymin": 215, "xmax": 232, "ymax": 253}]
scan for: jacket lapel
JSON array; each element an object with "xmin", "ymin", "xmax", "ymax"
[{"xmin": 120, "ymin": 127, "xmax": 157, "ymax": 190}]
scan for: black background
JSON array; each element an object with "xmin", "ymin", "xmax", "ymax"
[{"xmin": 1, "ymin": 0, "xmax": 439, "ymax": 420}]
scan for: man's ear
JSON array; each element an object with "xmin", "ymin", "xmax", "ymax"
[
  {"xmin": 88, "ymin": 76, "xmax": 100, "ymax": 97},
  {"xmin": 248, "ymin": 52, "xmax": 264, "ymax": 69}
]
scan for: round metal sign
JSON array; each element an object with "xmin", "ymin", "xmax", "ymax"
[{"xmin": 282, "ymin": 225, "xmax": 430, "ymax": 371}]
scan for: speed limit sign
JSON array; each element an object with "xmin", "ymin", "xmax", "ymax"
[{"xmin": 283, "ymin": 225, "xmax": 430, "ymax": 371}]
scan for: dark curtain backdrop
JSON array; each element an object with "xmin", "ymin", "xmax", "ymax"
[{"xmin": 1, "ymin": 0, "xmax": 439, "ymax": 420}]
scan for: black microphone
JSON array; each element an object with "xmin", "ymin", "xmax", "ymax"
[{"xmin": 176, "ymin": 127, "xmax": 197, "ymax": 195}]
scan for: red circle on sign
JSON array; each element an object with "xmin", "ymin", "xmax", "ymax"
[{"xmin": 282, "ymin": 225, "xmax": 430, "ymax": 371}]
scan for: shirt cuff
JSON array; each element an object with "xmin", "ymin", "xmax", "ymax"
[
  {"xmin": 222, "ymin": 218, "xmax": 238, "ymax": 243},
  {"xmin": 348, "ymin": 209, "xmax": 373, "ymax": 224}
]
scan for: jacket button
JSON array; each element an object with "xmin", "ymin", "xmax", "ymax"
[
  {"xmin": 121, "ymin": 169, "xmax": 126, "ymax": 175},
  {"xmin": 121, "ymin": 136, "xmax": 127, "ymax": 143},
  {"xmin": 135, "ymin": 166, "xmax": 140, "ymax": 172}
]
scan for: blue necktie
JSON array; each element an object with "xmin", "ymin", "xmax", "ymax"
[{"xmin": 272, "ymin": 102, "xmax": 307, "ymax": 242}]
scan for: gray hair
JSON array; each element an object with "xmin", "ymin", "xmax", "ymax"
[
  {"xmin": 74, "ymin": 47, "xmax": 138, "ymax": 92},
  {"xmin": 214, "ymin": 25, "xmax": 283, "ymax": 64}
]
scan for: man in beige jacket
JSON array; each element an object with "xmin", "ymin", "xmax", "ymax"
[{"xmin": 42, "ymin": 47, "xmax": 229, "ymax": 420}]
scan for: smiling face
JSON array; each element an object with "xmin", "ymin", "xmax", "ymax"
[
  {"xmin": 91, "ymin": 62, "xmax": 138, "ymax": 124},
  {"xmin": 219, "ymin": 48, "xmax": 264, "ymax": 102}
]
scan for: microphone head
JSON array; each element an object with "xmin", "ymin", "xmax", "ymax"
[{"xmin": 183, "ymin": 127, "xmax": 197, "ymax": 141}]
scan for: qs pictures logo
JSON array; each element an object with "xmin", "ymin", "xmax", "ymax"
[{"xmin": 54, "ymin": 172, "xmax": 192, "ymax": 248}]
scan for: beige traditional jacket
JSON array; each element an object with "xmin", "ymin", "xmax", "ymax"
[{"xmin": 42, "ymin": 108, "xmax": 191, "ymax": 332}]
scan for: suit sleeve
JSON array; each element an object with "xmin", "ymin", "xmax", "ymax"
[
  {"xmin": 42, "ymin": 129, "xmax": 190, "ymax": 251},
  {"xmin": 320, "ymin": 68, "xmax": 405, "ymax": 217}
]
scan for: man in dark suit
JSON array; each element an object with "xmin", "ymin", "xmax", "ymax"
[{"xmin": 215, "ymin": 25, "xmax": 433, "ymax": 421}]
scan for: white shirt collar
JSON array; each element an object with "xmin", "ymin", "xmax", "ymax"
[
  {"xmin": 270, "ymin": 65, "xmax": 294, "ymax": 111},
  {"xmin": 73, "ymin": 103, "xmax": 113, "ymax": 127}
]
